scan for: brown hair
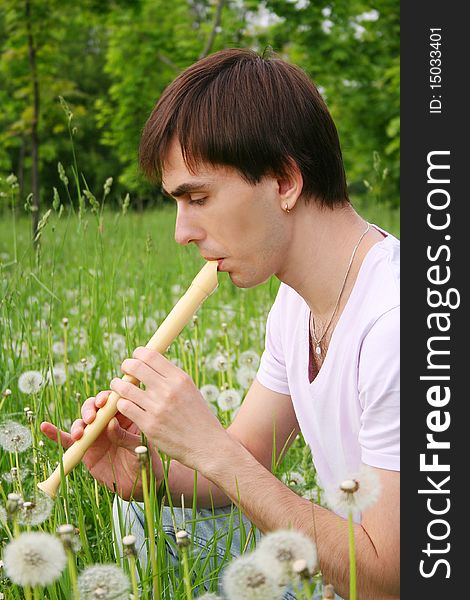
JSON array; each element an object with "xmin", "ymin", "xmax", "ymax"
[{"xmin": 139, "ymin": 48, "xmax": 349, "ymax": 206}]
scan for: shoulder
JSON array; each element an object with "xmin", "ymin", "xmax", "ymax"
[{"xmin": 268, "ymin": 282, "xmax": 306, "ymax": 321}]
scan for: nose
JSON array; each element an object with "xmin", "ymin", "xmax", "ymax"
[{"xmin": 174, "ymin": 203, "xmax": 205, "ymax": 246}]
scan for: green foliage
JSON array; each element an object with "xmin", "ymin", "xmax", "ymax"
[{"xmin": 0, "ymin": 0, "xmax": 399, "ymax": 210}]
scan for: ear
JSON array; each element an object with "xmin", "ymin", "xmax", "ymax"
[{"xmin": 277, "ymin": 161, "xmax": 303, "ymax": 212}]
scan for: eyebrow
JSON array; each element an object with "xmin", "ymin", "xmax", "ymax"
[{"xmin": 162, "ymin": 181, "xmax": 212, "ymax": 198}]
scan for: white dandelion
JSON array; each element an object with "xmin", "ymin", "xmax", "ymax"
[
  {"xmin": 255, "ymin": 529, "xmax": 318, "ymax": 588},
  {"xmin": 302, "ymin": 488, "xmax": 320, "ymax": 503},
  {"xmin": 77, "ymin": 564, "xmax": 131, "ymax": 600},
  {"xmin": 198, "ymin": 594, "xmax": 222, "ymax": 600},
  {"xmin": 74, "ymin": 355, "xmax": 97, "ymax": 373},
  {"xmin": 0, "ymin": 421, "xmax": 32, "ymax": 452},
  {"xmin": 52, "ymin": 340, "xmax": 65, "ymax": 355},
  {"xmin": 2, "ymin": 466, "xmax": 30, "ymax": 484},
  {"xmin": 18, "ymin": 370, "xmax": 43, "ymax": 394},
  {"xmin": 282, "ymin": 471, "xmax": 306, "ymax": 489},
  {"xmin": 236, "ymin": 365, "xmax": 256, "ymax": 390},
  {"xmin": 222, "ymin": 552, "xmax": 281, "ymax": 600},
  {"xmin": 17, "ymin": 493, "xmax": 54, "ymax": 526},
  {"xmin": 239, "ymin": 350, "xmax": 260, "ymax": 370},
  {"xmin": 3, "ymin": 532, "xmax": 67, "ymax": 587},
  {"xmin": 109, "ymin": 333, "xmax": 127, "ymax": 356},
  {"xmin": 211, "ymin": 353, "xmax": 230, "ymax": 372},
  {"xmin": 144, "ymin": 316, "xmax": 158, "ymax": 333},
  {"xmin": 324, "ymin": 464, "xmax": 381, "ymax": 515},
  {"xmin": 220, "ymin": 304, "xmax": 237, "ymax": 322},
  {"xmin": 217, "ymin": 389, "xmax": 242, "ymax": 412},
  {"xmin": 200, "ymin": 384, "xmax": 220, "ymax": 403},
  {"xmin": 0, "ymin": 504, "xmax": 7, "ymax": 526},
  {"xmin": 120, "ymin": 315, "xmax": 137, "ymax": 330}
]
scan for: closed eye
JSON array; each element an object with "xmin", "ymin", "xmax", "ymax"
[{"xmin": 188, "ymin": 197, "xmax": 207, "ymax": 206}]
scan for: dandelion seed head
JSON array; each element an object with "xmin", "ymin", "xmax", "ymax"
[
  {"xmin": 239, "ymin": 350, "xmax": 260, "ymax": 369},
  {"xmin": 0, "ymin": 421, "xmax": 32, "ymax": 452},
  {"xmin": 52, "ymin": 340, "xmax": 65, "ymax": 355},
  {"xmin": 122, "ymin": 534, "xmax": 137, "ymax": 557},
  {"xmin": 120, "ymin": 315, "xmax": 137, "ymax": 330},
  {"xmin": 6, "ymin": 493, "xmax": 22, "ymax": 515},
  {"xmin": 3, "ymin": 466, "xmax": 32, "ymax": 484},
  {"xmin": 211, "ymin": 353, "xmax": 229, "ymax": 372},
  {"xmin": 2, "ymin": 388, "xmax": 12, "ymax": 397},
  {"xmin": 3, "ymin": 532, "xmax": 66, "ymax": 587},
  {"xmin": 235, "ymin": 365, "xmax": 256, "ymax": 389},
  {"xmin": 18, "ymin": 370, "xmax": 44, "ymax": 394},
  {"xmin": 222, "ymin": 553, "xmax": 280, "ymax": 600},
  {"xmin": 292, "ymin": 558, "xmax": 310, "ymax": 579},
  {"xmin": 0, "ymin": 505, "xmax": 7, "ymax": 526},
  {"xmin": 217, "ymin": 388, "xmax": 241, "ymax": 411},
  {"xmin": 176, "ymin": 529, "xmax": 190, "ymax": 547},
  {"xmin": 144, "ymin": 316, "xmax": 158, "ymax": 332},
  {"xmin": 302, "ymin": 488, "xmax": 320, "ymax": 503},
  {"xmin": 324, "ymin": 464, "xmax": 381, "ymax": 515},
  {"xmin": 17, "ymin": 492, "xmax": 53, "ymax": 526},
  {"xmin": 77, "ymin": 564, "xmax": 131, "ymax": 600},
  {"xmin": 57, "ymin": 524, "xmax": 81, "ymax": 552},
  {"xmin": 109, "ymin": 333, "xmax": 127, "ymax": 355},
  {"xmin": 74, "ymin": 355, "xmax": 97, "ymax": 373},
  {"xmin": 256, "ymin": 529, "xmax": 318, "ymax": 587},
  {"xmin": 200, "ymin": 384, "xmax": 219, "ymax": 403},
  {"xmin": 282, "ymin": 471, "xmax": 306, "ymax": 489}
]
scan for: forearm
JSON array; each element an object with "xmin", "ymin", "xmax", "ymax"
[
  {"xmin": 159, "ymin": 459, "xmax": 232, "ymax": 508},
  {"xmin": 199, "ymin": 436, "xmax": 399, "ymax": 600}
]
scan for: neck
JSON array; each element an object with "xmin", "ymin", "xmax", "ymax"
[{"xmin": 275, "ymin": 201, "xmax": 382, "ymax": 318}]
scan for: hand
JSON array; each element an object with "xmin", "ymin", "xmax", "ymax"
[
  {"xmin": 40, "ymin": 390, "xmax": 160, "ymax": 500},
  {"xmin": 110, "ymin": 347, "xmax": 229, "ymax": 473}
]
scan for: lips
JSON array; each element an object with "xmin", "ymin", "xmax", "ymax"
[{"xmin": 201, "ymin": 257, "xmax": 225, "ymax": 271}]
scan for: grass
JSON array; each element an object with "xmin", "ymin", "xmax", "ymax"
[{"xmin": 0, "ymin": 199, "xmax": 399, "ymax": 598}]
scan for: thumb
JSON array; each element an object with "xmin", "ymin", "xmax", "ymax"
[{"xmin": 106, "ymin": 417, "xmax": 141, "ymax": 451}]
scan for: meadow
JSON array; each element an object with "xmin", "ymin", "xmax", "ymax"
[{"xmin": 0, "ymin": 198, "xmax": 399, "ymax": 599}]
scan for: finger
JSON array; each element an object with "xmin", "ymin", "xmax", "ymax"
[
  {"xmin": 95, "ymin": 389, "xmax": 112, "ymax": 408},
  {"xmin": 132, "ymin": 346, "xmax": 173, "ymax": 377},
  {"xmin": 116, "ymin": 397, "xmax": 147, "ymax": 429},
  {"xmin": 114, "ymin": 411, "xmax": 135, "ymax": 431},
  {"xmin": 110, "ymin": 377, "xmax": 149, "ymax": 411},
  {"xmin": 81, "ymin": 391, "xmax": 113, "ymax": 424},
  {"xmin": 40, "ymin": 422, "xmax": 73, "ymax": 449},
  {"xmin": 70, "ymin": 419, "xmax": 86, "ymax": 440},
  {"xmin": 119, "ymin": 357, "xmax": 159, "ymax": 388},
  {"xmin": 106, "ymin": 417, "xmax": 142, "ymax": 451}
]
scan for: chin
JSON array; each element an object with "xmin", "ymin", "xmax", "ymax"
[{"xmin": 228, "ymin": 269, "xmax": 271, "ymax": 289}]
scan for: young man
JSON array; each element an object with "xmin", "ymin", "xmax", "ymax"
[{"xmin": 41, "ymin": 48, "xmax": 399, "ymax": 599}]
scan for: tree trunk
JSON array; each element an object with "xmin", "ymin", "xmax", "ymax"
[
  {"xmin": 18, "ymin": 137, "xmax": 25, "ymax": 204},
  {"xmin": 199, "ymin": 0, "xmax": 225, "ymax": 59},
  {"xmin": 25, "ymin": 0, "xmax": 40, "ymax": 245}
]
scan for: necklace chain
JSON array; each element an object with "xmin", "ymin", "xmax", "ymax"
[{"xmin": 310, "ymin": 222, "xmax": 371, "ymax": 356}]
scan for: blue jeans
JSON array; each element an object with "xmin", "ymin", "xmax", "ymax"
[{"xmin": 113, "ymin": 497, "xmax": 339, "ymax": 599}]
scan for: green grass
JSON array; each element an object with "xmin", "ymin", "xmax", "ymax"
[{"xmin": 0, "ymin": 200, "xmax": 399, "ymax": 598}]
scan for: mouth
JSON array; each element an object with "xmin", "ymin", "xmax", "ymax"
[{"xmin": 202, "ymin": 256, "xmax": 226, "ymax": 271}]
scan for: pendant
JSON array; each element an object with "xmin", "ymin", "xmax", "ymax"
[{"xmin": 315, "ymin": 345, "xmax": 321, "ymax": 355}]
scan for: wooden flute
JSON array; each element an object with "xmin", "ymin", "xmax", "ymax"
[{"xmin": 38, "ymin": 261, "xmax": 219, "ymax": 498}]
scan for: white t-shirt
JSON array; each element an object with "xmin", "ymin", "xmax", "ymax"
[{"xmin": 256, "ymin": 227, "xmax": 400, "ymax": 500}]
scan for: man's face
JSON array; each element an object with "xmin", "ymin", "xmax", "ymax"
[{"xmin": 162, "ymin": 139, "xmax": 288, "ymax": 288}]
